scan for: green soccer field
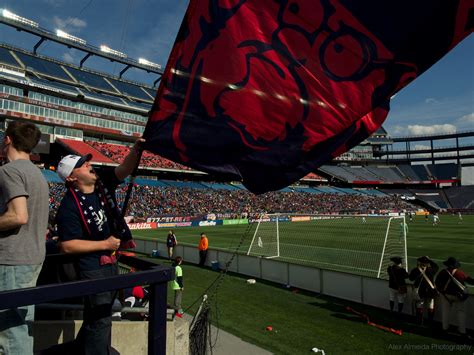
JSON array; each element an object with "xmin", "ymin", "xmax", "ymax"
[{"xmin": 133, "ymin": 214, "xmax": 474, "ymax": 278}]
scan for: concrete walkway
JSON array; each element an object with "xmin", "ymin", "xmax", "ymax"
[{"xmin": 182, "ymin": 313, "xmax": 273, "ymax": 355}]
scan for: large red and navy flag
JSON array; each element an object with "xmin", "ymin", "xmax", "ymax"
[{"xmin": 143, "ymin": 0, "xmax": 472, "ymax": 194}]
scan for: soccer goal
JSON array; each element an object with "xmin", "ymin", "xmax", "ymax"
[
  {"xmin": 246, "ymin": 213, "xmax": 281, "ymax": 259},
  {"xmin": 376, "ymin": 216, "xmax": 408, "ymax": 279},
  {"xmin": 246, "ymin": 213, "xmax": 408, "ymax": 279}
]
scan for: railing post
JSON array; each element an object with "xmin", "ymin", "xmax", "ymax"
[{"xmin": 148, "ymin": 281, "xmax": 168, "ymax": 355}]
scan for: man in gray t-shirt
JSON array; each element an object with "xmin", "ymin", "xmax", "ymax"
[{"xmin": 0, "ymin": 121, "xmax": 49, "ymax": 355}]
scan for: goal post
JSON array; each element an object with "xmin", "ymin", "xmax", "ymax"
[
  {"xmin": 246, "ymin": 213, "xmax": 408, "ymax": 278},
  {"xmin": 247, "ymin": 213, "xmax": 280, "ymax": 258},
  {"xmin": 377, "ymin": 216, "xmax": 408, "ymax": 278}
]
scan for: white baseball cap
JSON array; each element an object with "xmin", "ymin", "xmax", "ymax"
[{"xmin": 57, "ymin": 154, "xmax": 92, "ymax": 181}]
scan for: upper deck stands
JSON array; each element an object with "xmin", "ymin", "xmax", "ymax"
[
  {"xmin": 444, "ymin": 186, "xmax": 474, "ymax": 209},
  {"xmin": 0, "ymin": 47, "xmax": 20, "ymax": 67},
  {"xmin": 65, "ymin": 66, "xmax": 116, "ymax": 92},
  {"xmin": 427, "ymin": 163, "xmax": 459, "ymax": 180},
  {"xmin": 108, "ymin": 78, "xmax": 153, "ymax": 101},
  {"xmin": 14, "ymin": 52, "xmax": 72, "ymax": 82}
]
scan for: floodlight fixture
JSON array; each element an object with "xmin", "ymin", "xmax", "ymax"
[
  {"xmin": 138, "ymin": 58, "xmax": 162, "ymax": 69},
  {"xmin": 100, "ymin": 45, "xmax": 127, "ymax": 58},
  {"xmin": 1, "ymin": 9, "xmax": 39, "ymax": 28},
  {"xmin": 56, "ymin": 29, "xmax": 86, "ymax": 45}
]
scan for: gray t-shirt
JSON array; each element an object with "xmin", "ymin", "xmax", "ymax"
[{"xmin": 0, "ymin": 159, "xmax": 49, "ymax": 265}]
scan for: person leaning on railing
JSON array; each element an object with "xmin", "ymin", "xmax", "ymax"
[{"xmin": 0, "ymin": 121, "xmax": 49, "ymax": 355}]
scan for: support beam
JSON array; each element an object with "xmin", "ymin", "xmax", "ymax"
[
  {"xmin": 456, "ymin": 137, "xmax": 460, "ymax": 165},
  {"xmin": 33, "ymin": 37, "xmax": 46, "ymax": 54},
  {"xmin": 153, "ymin": 76, "xmax": 162, "ymax": 88},
  {"xmin": 80, "ymin": 53, "xmax": 93, "ymax": 67},
  {"xmin": 119, "ymin": 65, "xmax": 132, "ymax": 78},
  {"xmin": 430, "ymin": 140, "xmax": 434, "ymax": 165}
]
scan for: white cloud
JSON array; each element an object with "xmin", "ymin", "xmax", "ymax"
[
  {"xmin": 391, "ymin": 125, "xmax": 406, "ymax": 135},
  {"xmin": 52, "ymin": 16, "xmax": 87, "ymax": 32},
  {"xmin": 425, "ymin": 98, "xmax": 438, "ymax": 104},
  {"xmin": 386, "ymin": 91, "xmax": 473, "ymax": 135},
  {"xmin": 457, "ymin": 113, "xmax": 474, "ymax": 123},
  {"xmin": 62, "ymin": 52, "xmax": 74, "ymax": 63},
  {"xmin": 405, "ymin": 124, "xmax": 457, "ymax": 136}
]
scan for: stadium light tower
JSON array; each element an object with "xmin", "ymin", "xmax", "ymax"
[
  {"xmin": 56, "ymin": 29, "xmax": 86, "ymax": 45},
  {"xmin": 1, "ymin": 9, "xmax": 39, "ymax": 28},
  {"xmin": 100, "ymin": 45, "xmax": 127, "ymax": 58}
]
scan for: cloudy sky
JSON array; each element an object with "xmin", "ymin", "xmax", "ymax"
[{"xmin": 0, "ymin": 0, "xmax": 472, "ymax": 138}]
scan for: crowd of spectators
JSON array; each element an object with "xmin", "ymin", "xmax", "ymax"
[
  {"xmin": 87, "ymin": 141, "xmax": 191, "ymax": 170},
  {"xmin": 47, "ymin": 182, "xmax": 414, "ymax": 220}
]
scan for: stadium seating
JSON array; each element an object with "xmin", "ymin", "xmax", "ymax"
[
  {"xmin": 29, "ymin": 77, "xmax": 80, "ymax": 95},
  {"xmin": 365, "ymin": 166, "xmax": 405, "ymax": 181},
  {"xmin": 47, "ymin": 181, "xmax": 415, "ymax": 220},
  {"xmin": 200, "ymin": 182, "xmax": 242, "ymax": 191},
  {"xmin": 346, "ymin": 166, "xmax": 378, "ymax": 181},
  {"xmin": 142, "ymin": 87, "xmax": 157, "ymax": 98},
  {"xmin": 42, "ymin": 169, "xmax": 62, "ymax": 183},
  {"xmin": 87, "ymin": 141, "xmax": 192, "ymax": 170},
  {"xmin": 410, "ymin": 189, "xmax": 449, "ymax": 210},
  {"xmin": 65, "ymin": 66, "xmax": 116, "ymax": 92},
  {"xmin": 410, "ymin": 165, "xmax": 431, "ymax": 180},
  {"xmin": 57, "ymin": 138, "xmax": 115, "ymax": 164},
  {"xmin": 0, "ymin": 47, "xmax": 20, "ymax": 67},
  {"xmin": 320, "ymin": 164, "xmax": 458, "ymax": 184},
  {"xmin": 319, "ymin": 165, "xmax": 355, "ymax": 182},
  {"xmin": 14, "ymin": 51, "xmax": 72, "ymax": 82},
  {"xmin": 444, "ymin": 186, "xmax": 474, "ymax": 209},
  {"xmin": 426, "ymin": 163, "xmax": 459, "ymax": 180},
  {"xmin": 107, "ymin": 78, "xmax": 154, "ymax": 101},
  {"xmin": 380, "ymin": 188, "xmax": 414, "ymax": 197},
  {"xmin": 134, "ymin": 178, "xmax": 169, "ymax": 187},
  {"xmin": 397, "ymin": 165, "xmax": 421, "ymax": 181},
  {"xmin": 83, "ymin": 91, "xmax": 128, "ymax": 106},
  {"xmin": 359, "ymin": 189, "xmax": 386, "ymax": 196}
]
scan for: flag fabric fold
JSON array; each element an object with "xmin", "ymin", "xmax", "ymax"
[{"xmin": 144, "ymin": 0, "xmax": 472, "ymax": 194}]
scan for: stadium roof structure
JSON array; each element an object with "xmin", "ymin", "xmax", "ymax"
[
  {"xmin": 392, "ymin": 130, "xmax": 474, "ymax": 142},
  {"xmin": 359, "ymin": 126, "xmax": 394, "ymax": 145},
  {"xmin": 380, "ymin": 130, "xmax": 474, "ymax": 166},
  {"xmin": 0, "ymin": 10, "xmax": 163, "ymax": 86}
]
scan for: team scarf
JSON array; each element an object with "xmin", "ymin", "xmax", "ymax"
[{"xmin": 68, "ymin": 180, "xmax": 136, "ymax": 265}]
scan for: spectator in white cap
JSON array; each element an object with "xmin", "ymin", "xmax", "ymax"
[{"xmin": 53, "ymin": 138, "xmax": 143, "ymax": 355}]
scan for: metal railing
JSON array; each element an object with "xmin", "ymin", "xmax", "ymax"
[{"xmin": 0, "ymin": 254, "xmax": 174, "ymax": 355}]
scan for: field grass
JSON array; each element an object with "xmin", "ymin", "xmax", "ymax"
[
  {"xmin": 154, "ymin": 259, "xmax": 471, "ymax": 354},
  {"xmin": 133, "ymin": 215, "xmax": 474, "ymax": 277},
  {"xmin": 130, "ymin": 215, "xmax": 473, "ymax": 354}
]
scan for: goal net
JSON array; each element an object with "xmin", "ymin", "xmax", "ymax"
[{"xmin": 246, "ymin": 214, "xmax": 408, "ymax": 279}]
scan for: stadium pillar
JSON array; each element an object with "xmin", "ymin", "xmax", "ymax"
[{"xmin": 430, "ymin": 140, "xmax": 434, "ymax": 164}]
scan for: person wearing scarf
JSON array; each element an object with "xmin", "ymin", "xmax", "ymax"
[{"xmin": 53, "ymin": 139, "xmax": 142, "ymax": 355}]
